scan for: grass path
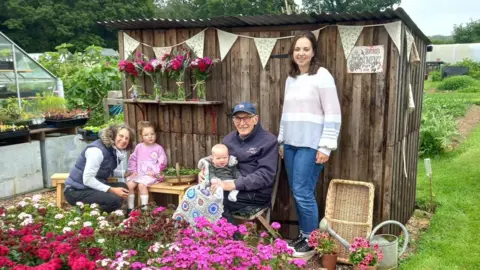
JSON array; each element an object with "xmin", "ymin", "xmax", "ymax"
[{"xmin": 401, "ymin": 126, "xmax": 480, "ymax": 269}]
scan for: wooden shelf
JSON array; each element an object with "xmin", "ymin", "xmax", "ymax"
[{"xmin": 123, "ymin": 99, "xmax": 223, "ymax": 106}]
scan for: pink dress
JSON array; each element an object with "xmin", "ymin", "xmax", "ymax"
[{"xmin": 127, "ymin": 143, "xmax": 167, "ymax": 186}]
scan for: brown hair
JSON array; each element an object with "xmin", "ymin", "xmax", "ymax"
[
  {"xmin": 288, "ymin": 31, "xmax": 320, "ymax": 78},
  {"xmin": 137, "ymin": 121, "xmax": 156, "ymax": 142},
  {"xmin": 102, "ymin": 124, "xmax": 136, "ymax": 151}
]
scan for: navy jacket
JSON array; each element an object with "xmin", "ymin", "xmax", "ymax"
[{"xmin": 223, "ymin": 124, "xmax": 279, "ymax": 195}]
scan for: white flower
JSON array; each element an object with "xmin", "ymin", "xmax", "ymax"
[
  {"xmin": 17, "ymin": 212, "xmax": 27, "ymax": 219},
  {"xmin": 20, "ymin": 218, "xmax": 33, "ymax": 226},
  {"xmin": 47, "ymin": 203, "xmax": 55, "ymax": 207},
  {"xmin": 83, "ymin": 221, "xmax": 92, "ymax": 227},
  {"xmin": 17, "ymin": 201, "xmax": 28, "ymax": 207},
  {"xmin": 32, "ymin": 194, "xmax": 42, "ymax": 203},
  {"xmin": 100, "ymin": 259, "xmax": 112, "ymax": 267},
  {"xmin": 63, "ymin": 227, "xmax": 72, "ymax": 233},
  {"xmin": 76, "ymin": 202, "xmax": 84, "ymax": 208},
  {"xmin": 54, "ymin": 214, "xmax": 64, "ymax": 219},
  {"xmin": 97, "ymin": 216, "xmax": 105, "ymax": 221},
  {"xmin": 90, "ymin": 203, "xmax": 99, "ymax": 209},
  {"xmin": 90, "ymin": 210, "xmax": 99, "ymax": 216},
  {"xmin": 68, "ymin": 221, "xmax": 78, "ymax": 226},
  {"xmin": 113, "ymin": 210, "xmax": 124, "ymax": 216},
  {"xmin": 74, "ymin": 217, "xmax": 81, "ymax": 221},
  {"xmin": 99, "ymin": 220, "xmax": 110, "ymax": 229},
  {"xmin": 55, "ymin": 226, "xmax": 60, "ymax": 229},
  {"xmin": 7, "ymin": 206, "xmax": 15, "ymax": 210},
  {"xmin": 33, "ymin": 203, "xmax": 40, "ymax": 209},
  {"xmin": 97, "ymin": 238, "xmax": 105, "ymax": 244}
]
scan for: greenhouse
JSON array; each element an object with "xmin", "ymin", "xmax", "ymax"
[{"xmin": 427, "ymin": 43, "xmax": 480, "ymax": 63}]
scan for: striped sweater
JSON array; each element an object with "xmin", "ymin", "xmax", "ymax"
[{"xmin": 278, "ymin": 67, "xmax": 341, "ymax": 156}]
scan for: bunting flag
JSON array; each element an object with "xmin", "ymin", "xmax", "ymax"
[
  {"xmin": 217, "ymin": 29, "xmax": 239, "ymax": 60},
  {"xmin": 405, "ymin": 29, "xmax": 415, "ymax": 61},
  {"xmin": 152, "ymin": 47, "xmax": 172, "ymax": 59},
  {"xmin": 411, "ymin": 41, "xmax": 421, "ymax": 64},
  {"xmin": 123, "ymin": 33, "xmax": 140, "ymax": 59},
  {"xmin": 312, "ymin": 29, "xmax": 321, "ymax": 40},
  {"xmin": 254, "ymin": 38, "xmax": 277, "ymax": 69},
  {"xmin": 185, "ymin": 30, "xmax": 206, "ymax": 58},
  {"xmin": 384, "ymin": 21, "xmax": 402, "ymax": 54},
  {"xmin": 338, "ymin": 25, "xmax": 364, "ymax": 59}
]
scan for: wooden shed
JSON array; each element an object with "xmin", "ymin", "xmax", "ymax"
[{"xmin": 100, "ymin": 7, "xmax": 429, "ymax": 236}]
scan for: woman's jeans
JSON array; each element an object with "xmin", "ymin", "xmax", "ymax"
[{"xmin": 283, "ymin": 144, "xmax": 324, "ymax": 236}]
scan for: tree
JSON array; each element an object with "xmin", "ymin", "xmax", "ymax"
[
  {"xmin": 453, "ymin": 19, "xmax": 480, "ymax": 44},
  {"xmin": 0, "ymin": 0, "xmax": 156, "ymax": 53},
  {"xmin": 302, "ymin": 0, "xmax": 401, "ymax": 13}
]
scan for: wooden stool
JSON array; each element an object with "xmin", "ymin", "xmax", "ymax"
[{"xmin": 137, "ymin": 181, "xmax": 194, "ymax": 206}]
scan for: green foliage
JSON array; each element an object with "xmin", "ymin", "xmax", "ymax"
[
  {"xmin": 0, "ymin": 0, "xmax": 156, "ymax": 52},
  {"xmin": 453, "ymin": 58, "xmax": 480, "ymax": 79},
  {"xmin": 458, "ymin": 85, "xmax": 480, "ymax": 93},
  {"xmin": 301, "ymin": 0, "xmax": 400, "ymax": 13},
  {"xmin": 419, "ymin": 94, "xmax": 473, "ymax": 157},
  {"xmin": 84, "ymin": 114, "xmax": 124, "ymax": 133},
  {"xmin": 430, "ymin": 70, "xmax": 442, "ymax": 82},
  {"xmin": 36, "ymin": 92, "xmax": 67, "ymax": 114},
  {"xmin": 163, "ymin": 167, "xmax": 200, "ymax": 176},
  {"xmin": 437, "ymin": 75, "xmax": 475, "ymax": 91},
  {"xmin": 453, "ymin": 19, "xmax": 480, "ymax": 44},
  {"xmin": 39, "ymin": 45, "xmax": 121, "ymax": 126}
]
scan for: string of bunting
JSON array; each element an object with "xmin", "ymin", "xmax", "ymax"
[{"xmin": 123, "ymin": 20, "xmax": 419, "ymax": 70}]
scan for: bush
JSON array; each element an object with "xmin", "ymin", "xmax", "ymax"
[
  {"xmin": 454, "ymin": 59, "xmax": 480, "ymax": 79},
  {"xmin": 437, "ymin": 75, "xmax": 475, "ymax": 90},
  {"xmin": 430, "ymin": 70, "xmax": 442, "ymax": 82}
]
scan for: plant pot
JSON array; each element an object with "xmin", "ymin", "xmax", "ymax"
[
  {"xmin": 353, "ymin": 266, "xmax": 377, "ymax": 270},
  {"xmin": 321, "ymin": 253, "xmax": 338, "ymax": 270},
  {"xmin": 45, "ymin": 118, "xmax": 88, "ymax": 128},
  {"xmin": 0, "ymin": 61, "xmax": 14, "ymax": 70}
]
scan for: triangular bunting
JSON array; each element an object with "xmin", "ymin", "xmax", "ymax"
[
  {"xmin": 185, "ymin": 30, "xmax": 205, "ymax": 58},
  {"xmin": 217, "ymin": 30, "xmax": 239, "ymax": 60},
  {"xmin": 338, "ymin": 25, "xmax": 364, "ymax": 59},
  {"xmin": 153, "ymin": 47, "xmax": 172, "ymax": 59},
  {"xmin": 123, "ymin": 33, "xmax": 140, "ymax": 59},
  {"xmin": 411, "ymin": 41, "xmax": 420, "ymax": 64},
  {"xmin": 311, "ymin": 29, "xmax": 320, "ymax": 40},
  {"xmin": 405, "ymin": 30, "xmax": 415, "ymax": 61},
  {"xmin": 254, "ymin": 38, "xmax": 277, "ymax": 69},
  {"xmin": 384, "ymin": 21, "xmax": 402, "ymax": 54}
]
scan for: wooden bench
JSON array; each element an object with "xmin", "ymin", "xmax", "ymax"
[{"xmin": 50, "ymin": 173, "xmax": 194, "ymax": 208}]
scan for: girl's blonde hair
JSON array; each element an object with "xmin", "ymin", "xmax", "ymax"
[{"xmin": 137, "ymin": 121, "xmax": 156, "ymax": 142}]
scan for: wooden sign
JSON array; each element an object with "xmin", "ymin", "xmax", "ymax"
[{"xmin": 347, "ymin": 45, "xmax": 384, "ymax": 73}]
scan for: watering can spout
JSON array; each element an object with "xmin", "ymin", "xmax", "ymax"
[{"xmin": 319, "ymin": 218, "xmax": 350, "ymax": 249}]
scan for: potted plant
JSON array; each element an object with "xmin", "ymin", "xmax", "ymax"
[
  {"xmin": 189, "ymin": 56, "xmax": 219, "ymax": 101},
  {"xmin": 0, "ymin": 49, "xmax": 14, "ymax": 70},
  {"xmin": 308, "ymin": 229, "xmax": 337, "ymax": 270},
  {"xmin": 118, "ymin": 54, "xmax": 145, "ymax": 101},
  {"xmin": 349, "ymin": 237, "xmax": 384, "ymax": 270},
  {"xmin": 164, "ymin": 48, "xmax": 191, "ymax": 100},
  {"xmin": 163, "ymin": 164, "xmax": 200, "ymax": 184},
  {"xmin": 0, "ymin": 124, "xmax": 29, "ymax": 140}
]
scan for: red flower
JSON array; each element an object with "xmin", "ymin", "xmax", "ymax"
[
  {"xmin": 0, "ymin": 256, "xmax": 15, "ymax": 268},
  {"xmin": 144, "ymin": 63, "xmax": 154, "ymax": 72},
  {"xmin": 55, "ymin": 243, "xmax": 73, "ymax": 255},
  {"xmin": 45, "ymin": 232, "xmax": 54, "ymax": 239},
  {"xmin": 38, "ymin": 207, "xmax": 47, "ymax": 216},
  {"xmin": 69, "ymin": 255, "xmax": 96, "ymax": 270},
  {"xmin": 21, "ymin": 234, "xmax": 37, "ymax": 243},
  {"xmin": 37, "ymin": 248, "xmax": 52, "ymax": 261},
  {"xmin": 129, "ymin": 210, "xmax": 141, "ymax": 218},
  {"xmin": 79, "ymin": 227, "xmax": 94, "ymax": 237},
  {"xmin": 0, "ymin": 245, "xmax": 9, "ymax": 256}
]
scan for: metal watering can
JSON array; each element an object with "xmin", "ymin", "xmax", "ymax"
[{"xmin": 319, "ymin": 218, "xmax": 409, "ymax": 270}]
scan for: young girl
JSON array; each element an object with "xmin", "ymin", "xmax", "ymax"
[{"xmin": 126, "ymin": 121, "xmax": 167, "ymax": 212}]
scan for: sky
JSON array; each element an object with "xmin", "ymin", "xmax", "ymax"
[{"xmin": 293, "ymin": 0, "xmax": 480, "ymax": 36}]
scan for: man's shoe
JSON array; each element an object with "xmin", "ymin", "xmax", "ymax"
[
  {"xmin": 291, "ymin": 239, "xmax": 315, "ymax": 258},
  {"xmin": 287, "ymin": 234, "xmax": 304, "ymax": 248}
]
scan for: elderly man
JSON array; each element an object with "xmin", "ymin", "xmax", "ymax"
[{"xmin": 205, "ymin": 102, "xmax": 279, "ymax": 223}]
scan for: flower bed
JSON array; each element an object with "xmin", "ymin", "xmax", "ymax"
[{"xmin": 0, "ymin": 195, "xmax": 306, "ymax": 269}]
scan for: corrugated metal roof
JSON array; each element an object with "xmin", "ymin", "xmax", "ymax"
[{"xmin": 98, "ymin": 8, "xmax": 430, "ymax": 43}]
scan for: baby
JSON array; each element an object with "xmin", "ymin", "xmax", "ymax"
[{"xmin": 200, "ymin": 144, "xmax": 239, "ymax": 202}]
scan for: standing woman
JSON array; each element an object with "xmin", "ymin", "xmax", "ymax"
[{"xmin": 278, "ymin": 31, "xmax": 341, "ymax": 257}]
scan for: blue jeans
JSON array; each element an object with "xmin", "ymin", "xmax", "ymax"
[{"xmin": 284, "ymin": 144, "xmax": 324, "ymax": 235}]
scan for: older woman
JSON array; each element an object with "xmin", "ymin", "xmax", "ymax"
[{"xmin": 64, "ymin": 124, "xmax": 135, "ymax": 213}]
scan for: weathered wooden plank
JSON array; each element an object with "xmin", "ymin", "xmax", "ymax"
[
  {"xmin": 249, "ymin": 31, "xmax": 260, "ymax": 113},
  {"xmin": 230, "ymin": 30, "xmax": 242, "ymax": 113},
  {"xmin": 259, "ymin": 31, "xmax": 271, "ymax": 131},
  {"xmin": 153, "ymin": 30, "xmax": 169, "ymax": 94},
  {"xmin": 142, "ymin": 29, "xmax": 155, "ymax": 96},
  {"xmin": 182, "ymin": 133, "xmax": 194, "ymax": 168},
  {"xmin": 181, "ymin": 105, "xmax": 193, "ymax": 134},
  {"xmin": 165, "ymin": 30, "xmax": 178, "ymax": 94},
  {"xmin": 170, "ymin": 132, "xmax": 183, "ymax": 165},
  {"xmin": 169, "ymin": 105, "xmax": 182, "ymax": 133},
  {"xmin": 269, "ymin": 31, "xmax": 282, "ymax": 135},
  {"xmin": 193, "ymin": 134, "xmax": 207, "ymax": 165},
  {"xmin": 240, "ymin": 32, "xmax": 251, "ymax": 103},
  {"xmin": 158, "ymin": 106, "xmax": 170, "ymax": 133},
  {"xmin": 193, "ymin": 106, "xmax": 206, "ymax": 135},
  {"xmin": 206, "ymin": 135, "xmax": 220, "ymax": 156},
  {"xmin": 158, "ymin": 132, "xmax": 172, "ymax": 166}
]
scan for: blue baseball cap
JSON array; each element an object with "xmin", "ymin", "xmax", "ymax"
[{"xmin": 232, "ymin": 102, "xmax": 257, "ymax": 115}]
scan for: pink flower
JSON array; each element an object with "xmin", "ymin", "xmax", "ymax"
[
  {"xmin": 271, "ymin": 222, "xmax": 281, "ymax": 230},
  {"xmin": 152, "ymin": 206, "xmax": 166, "ymax": 215},
  {"xmin": 289, "ymin": 258, "xmax": 307, "ymax": 267},
  {"xmin": 0, "ymin": 245, "xmax": 9, "ymax": 256},
  {"xmin": 238, "ymin": 224, "xmax": 248, "ymax": 235}
]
